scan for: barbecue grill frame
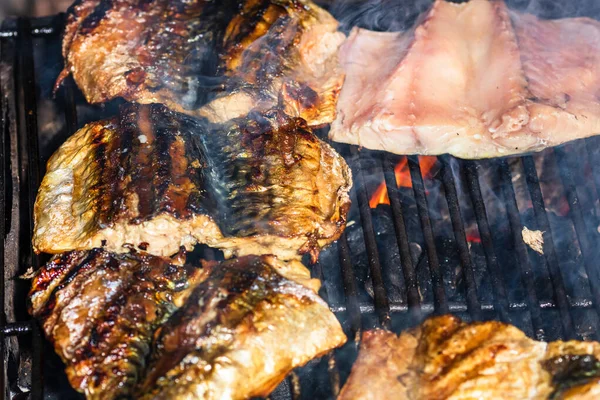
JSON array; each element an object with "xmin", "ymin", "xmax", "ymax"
[{"xmin": 2, "ymin": 10, "xmax": 600, "ymax": 400}]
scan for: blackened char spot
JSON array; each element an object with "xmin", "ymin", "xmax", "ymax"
[
  {"xmin": 125, "ymin": 68, "xmax": 147, "ymax": 87},
  {"xmin": 29, "ymin": 251, "xmax": 85, "ymax": 298},
  {"xmin": 36, "ymin": 249, "xmax": 103, "ymax": 320},
  {"xmin": 284, "ymin": 82, "xmax": 319, "ymax": 110},
  {"xmin": 543, "ymin": 354, "xmax": 600, "ymax": 399},
  {"xmin": 151, "ymin": 108, "xmax": 176, "ymax": 217},
  {"xmin": 140, "ymin": 256, "xmax": 275, "ymax": 390},
  {"xmin": 97, "ymin": 124, "xmax": 124, "ymax": 228},
  {"xmin": 128, "ymin": 105, "xmax": 157, "ymax": 222},
  {"xmin": 79, "ymin": 0, "xmax": 114, "ymax": 34}
]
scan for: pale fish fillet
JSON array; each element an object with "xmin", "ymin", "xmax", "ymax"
[{"xmin": 329, "ymin": 0, "xmax": 600, "ymax": 159}]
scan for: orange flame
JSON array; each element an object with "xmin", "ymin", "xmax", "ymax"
[{"xmin": 369, "ymin": 156, "xmax": 438, "ymax": 208}]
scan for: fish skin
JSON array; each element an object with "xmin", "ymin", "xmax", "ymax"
[
  {"xmin": 58, "ymin": 0, "xmax": 345, "ymax": 126},
  {"xmin": 137, "ymin": 255, "xmax": 346, "ymax": 400},
  {"xmin": 33, "ymin": 103, "xmax": 352, "ymax": 260},
  {"xmin": 339, "ymin": 315, "xmax": 600, "ymax": 400},
  {"xmin": 28, "ymin": 249, "xmax": 210, "ymax": 400}
]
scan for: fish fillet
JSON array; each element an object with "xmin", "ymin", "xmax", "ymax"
[
  {"xmin": 58, "ymin": 0, "xmax": 345, "ymax": 126},
  {"xmin": 137, "ymin": 255, "xmax": 346, "ymax": 399},
  {"xmin": 28, "ymin": 249, "xmax": 209, "ymax": 400},
  {"xmin": 29, "ymin": 250, "xmax": 329, "ymax": 399},
  {"xmin": 329, "ymin": 0, "xmax": 600, "ymax": 159},
  {"xmin": 33, "ymin": 104, "xmax": 352, "ymax": 259},
  {"xmin": 339, "ymin": 315, "xmax": 600, "ymax": 400}
]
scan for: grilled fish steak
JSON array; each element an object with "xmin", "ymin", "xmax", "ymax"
[
  {"xmin": 330, "ymin": 0, "xmax": 600, "ymax": 159},
  {"xmin": 28, "ymin": 249, "xmax": 209, "ymax": 400},
  {"xmin": 59, "ymin": 0, "xmax": 345, "ymax": 126},
  {"xmin": 29, "ymin": 250, "xmax": 324, "ymax": 399},
  {"xmin": 339, "ymin": 315, "xmax": 600, "ymax": 400},
  {"xmin": 33, "ymin": 103, "xmax": 351, "ymax": 259},
  {"xmin": 137, "ymin": 255, "xmax": 346, "ymax": 399}
]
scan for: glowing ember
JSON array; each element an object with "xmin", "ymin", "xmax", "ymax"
[
  {"xmin": 369, "ymin": 156, "xmax": 438, "ymax": 208},
  {"xmin": 466, "ymin": 234, "xmax": 481, "ymax": 243}
]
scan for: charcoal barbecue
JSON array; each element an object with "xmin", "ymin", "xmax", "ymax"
[{"xmin": 3, "ymin": 1, "xmax": 600, "ymax": 398}]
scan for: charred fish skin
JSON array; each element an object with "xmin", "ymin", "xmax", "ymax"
[
  {"xmin": 204, "ymin": 109, "xmax": 351, "ymax": 248},
  {"xmin": 339, "ymin": 315, "xmax": 600, "ymax": 400},
  {"xmin": 138, "ymin": 255, "xmax": 346, "ymax": 400},
  {"xmin": 203, "ymin": 0, "xmax": 346, "ymax": 125},
  {"xmin": 58, "ymin": 0, "xmax": 237, "ymax": 109},
  {"xmin": 33, "ymin": 103, "xmax": 218, "ymax": 257},
  {"xmin": 33, "ymin": 103, "xmax": 352, "ymax": 259},
  {"xmin": 28, "ymin": 249, "xmax": 210, "ymax": 400},
  {"xmin": 59, "ymin": 0, "xmax": 345, "ymax": 126}
]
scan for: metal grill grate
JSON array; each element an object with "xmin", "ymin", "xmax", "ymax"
[{"xmin": 2, "ymin": 11, "xmax": 600, "ymax": 400}]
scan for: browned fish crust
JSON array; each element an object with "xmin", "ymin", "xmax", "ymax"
[
  {"xmin": 339, "ymin": 315, "xmax": 600, "ymax": 400},
  {"xmin": 59, "ymin": 0, "xmax": 345, "ymax": 126},
  {"xmin": 33, "ymin": 103, "xmax": 352, "ymax": 259},
  {"xmin": 29, "ymin": 252, "xmax": 342, "ymax": 400},
  {"xmin": 138, "ymin": 255, "xmax": 346, "ymax": 399},
  {"xmin": 28, "ymin": 249, "xmax": 210, "ymax": 400}
]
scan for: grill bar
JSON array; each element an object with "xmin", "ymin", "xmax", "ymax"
[
  {"xmin": 554, "ymin": 146, "xmax": 600, "ymax": 335},
  {"xmin": 499, "ymin": 160, "xmax": 545, "ymax": 340},
  {"xmin": 338, "ymin": 234, "xmax": 362, "ymax": 337},
  {"xmin": 329, "ymin": 297, "xmax": 595, "ymax": 313},
  {"xmin": 14, "ymin": 17, "xmax": 43, "ymax": 400},
  {"xmin": 1, "ymin": 322, "xmax": 31, "ymax": 336},
  {"xmin": 310, "ymin": 259, "xmax": 341, "ymax": 397},
  {"xmin": 407, "ymin": 155, "xmax": 448, "ymax": 314},
  {"xmin": 62, "ymin": 79, "xmax": 79, "ymax": 136},
  {"xmin": 351, "ymin": 147, "xmax": 391, "ymax": 329},
  {"xmin": 439, "ymin": 155, "xmax": 482, "ymax": 320},
  {"xmin": 585, "ymin": 138, "xmax": 600, "ymax": 204},
  {"xmin": 463, "ymin": 161, "xmax": 511, "ymax": 322},
  {"xmin": 0, "ymin": 26, "xmax": 58, "ymax": 38},
  {"xmin": 522, "ymin": 155, "xmax": 576, "ymax": 338},
  {"xmin": 15, "ymin": 18, "xmax": 41, "ymax": 256},
  {"xmin": 382, "ymin": 154, "xmax": 421, "ymax": 321},
  {"xmin": 0, "ymin": 34, "xmax": 7, "ymax": 399}
]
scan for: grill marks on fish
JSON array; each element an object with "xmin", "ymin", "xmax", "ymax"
[
  {"xmin": 59, "ymin": 0, "xmax": 236, "ymax": 105},
  {"xmin": 139, "ymin": 0, "xmax": 233, "ymax": 106},
  {"xmin": 339, "ymin": 315, "xmax": 600, "ymax": 400},
  {"xmin": 137, "ymin": 255, "xmax": 346, "ymax": 400},
  {"xmin": 58, "ymin": 0, "xmax": 345, "ymax": 126},
  {"xmin": 28, "ymin": 249, "xmax": 209, "ymax": 400},
  {"xmin": 223, "ymin": 2, "xmax": 295, "ymax": 85},
  {"xmin": 206, "ymin": 0, "xmax": 346, "ymax": 125},
  {"xmin": 92, "ymin": 106, "xmax": 204, "ymax": 227},
  {"xmin": 78, "ymin": 0, "xmax": 112, "ymax": 33},
  {"xmin": 140, "ymin": 256, "xmax": 282, "ymax": 389},
  {"xmin": 33, "ymin": 104, "xmax": 351, "ymax": 259},
  {"xmin": 29, "ymin": 253, "xmax": 342, "ymax": 400}
]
